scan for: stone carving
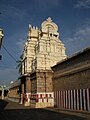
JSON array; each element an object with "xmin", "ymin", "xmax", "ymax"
[
  {"xmin": 41, "ymin": 17, "xmax": 58, "ymax": 33},
  {"xmin": 21, "ymin": 18, "xmax": 67, "ymax": 74}
]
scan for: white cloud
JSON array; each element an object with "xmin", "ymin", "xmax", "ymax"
[
  {"xmin": 64, "ymin": 23, "xmax": 90, "ymax": 55},
  {"xmin": 65, "ymin": 25, "xmax": 90, "ymax": 42},
  {"xmin": 75, "ymin": 0, "xmax": 90, "ymax": 8}
]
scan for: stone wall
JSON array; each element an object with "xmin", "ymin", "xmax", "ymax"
[
  {"xmin": 36, "ymin": 70, "xmax": 53, "ymax": 93},
  {"xmin": 30, "ymin": 70, "xmax": 53, "ymax": 93},
  {"xmin": 8, "ymin": 80, "xmax": 21, "ymax": 103},
  {"xmin": 52, "ymin": 47, "xmax": 90, "ymax": 91},
  {"xmin": 8, "ymin": 86, "xmax": 20, "ymax": 103},
  {"xmin": 29, "ymin": 70, "xmax": 54, "ymax": 108}
]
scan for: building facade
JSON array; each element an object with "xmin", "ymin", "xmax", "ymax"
[{"xmin": 20, "ymin": 17, "xmax": 66, "ymax": 107}]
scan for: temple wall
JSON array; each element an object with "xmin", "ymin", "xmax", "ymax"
[{"xmin": 52, "ymin": 48, "xmax": 90, "ymax": 91}]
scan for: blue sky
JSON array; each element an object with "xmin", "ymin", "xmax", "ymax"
[{"xmin": 0, "ymin": 0, "xmax": 90, "ymax": 85}]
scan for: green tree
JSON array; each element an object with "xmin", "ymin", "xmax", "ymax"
[{"xmin": 16, "ymin": 54, "xmax": 23, "ymax": 75}]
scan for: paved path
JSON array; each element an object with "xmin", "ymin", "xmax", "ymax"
[{"xmin": 0, "ymin": 99, "xmax": 89, "ymax": 120}]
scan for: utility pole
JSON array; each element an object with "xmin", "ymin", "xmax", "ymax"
[
  {"xmin": 0, "ymin": 29, "xmax": 3, "ymax": 48},
  {"xmin": 0, "ymin": 29, "xmax": 4, "ymax": 60},
  {"xmin": 2, "ymin": 85, "xmax": 4, "ymax": 99}
]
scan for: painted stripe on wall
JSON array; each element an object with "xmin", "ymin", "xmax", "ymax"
[
  {"xmin": 61, "ymin": 91, "xmax": 63, "ymax": 108},
  {"xmin": 66, "ymin": 90, "xmax": 68, "ymax": 108},
  {"xmin": 71, "ymin": 90, "xmax": 73, "ymax": 109},
  {"xmin": 83, "ymin": 89, "xmax": 86, "ymax": 110},
  {"xmin": 87, "ymin": 88, "xmax": 90, "ymax": 111},
  {"xmin": 80, "ymin": 89, "xmax": 83, "ymax": 110},
  {"xmin": 77, "ymin": 89, "xmax": 79, "ymax": 110},
  {"xmin": 54, "ymin": 88, "xmax": 90, "ymax": 111},
  {"xmin": 68, "ymin": 90, "xmax": 71, "ymax": 109},
  {"xmin": 74, "ymin": 89, "xmax": 76, "ymax": 110},
  {"xmin": 58, "ymin": 91, "xmax": 60, "ymax": 107},
  {"xmin": 63, "ymin": 91, "xmax": 65, "ymax": 108}
]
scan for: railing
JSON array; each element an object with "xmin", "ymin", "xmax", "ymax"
[{"xmin": 54, "ymin": 88, "xmax": 90, "ymax": 111}]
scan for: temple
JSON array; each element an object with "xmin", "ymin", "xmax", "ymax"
[{"xmin": 18, "ymin": 17, "xmax": 66, "ymax": 107}]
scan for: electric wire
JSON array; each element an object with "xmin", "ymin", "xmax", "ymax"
[{"xmin": 2, "ymin": 44, "xmax": 17, "ymax": 62}]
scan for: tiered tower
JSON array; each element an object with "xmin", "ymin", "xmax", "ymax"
[
  {"xmin": 20, "ymin": 18, "xmax": 67, "ymax": 107},
  {"xmin": 32, "ymin": 17, "xmax": 66, "ymax": 71},
  {"xmin": 21, "ymin": 25, "xmax": 39, "ymax": 74}
]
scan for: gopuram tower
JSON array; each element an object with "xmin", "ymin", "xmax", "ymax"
[{"xmin": 20, "ymin": 17, "xmax": 67, "ymax": 108}]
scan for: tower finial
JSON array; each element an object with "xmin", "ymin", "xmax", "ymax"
[
  {"xmin": 29, "ymin": 24, "xmax": 32, "ymax": 29},
  {"xmin": 47, "ymin": 17, "xmax": 52, "ymax": 22}
]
